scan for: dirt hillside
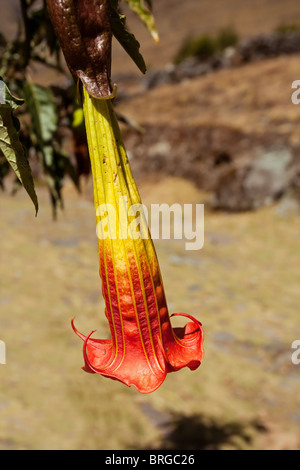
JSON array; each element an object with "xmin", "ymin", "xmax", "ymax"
[{"xmin": 112, "ymin": 0, "xmax": 300, "ymax": 73}]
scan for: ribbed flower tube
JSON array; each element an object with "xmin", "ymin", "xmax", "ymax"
[{"xmin": 72, "ymin": 87, "xmax": 204, "ymax": 393}]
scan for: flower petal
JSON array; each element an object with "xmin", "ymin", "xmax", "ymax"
[
  {"xmin": 72, "ymin": 318, "xmax": 167, "ymax": 392},
  {"xmin": 71, "ymin": 318, "xmax": 113, "ymax": 373},
  {"xmin": 71, "ymin": 88, "xmax": 204, "ymax": 393},
  {"xmin": 162, "ymin": 313, "xmax": 204, "ymax": 373}
]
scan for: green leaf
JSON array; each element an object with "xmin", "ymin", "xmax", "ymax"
[
  {"xmin": 0, "ymin": 78, "xmax": 24, "ymax": 110},
  {"xmin": 24, "ymin": 81, "xmax": 80, "ymax": 217},
  {"xmin": 24, "ymin": 82, "xmax": 62, "ymax": 213},
  {"xmin": 0, "ymin": 78, "xmax": 38, "ymax": 215},
  {"xmin": 24, "ymin": 82, "xmax": 58, "ymax": 147},
  {"xmin": 124, "ymin": 0, "xmax": 159, "ymax": 43},
  {"xmin": 110, "ymin": 4, "xmax": 147, "ymax": 74}
]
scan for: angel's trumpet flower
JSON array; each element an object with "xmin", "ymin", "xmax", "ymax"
[
  {"xmin": 46, "ymin": 0, "xmax": 204, "ymax": 393},
  {"xmin": 72, "ymin": 88, "xmax": 204, "ymax": 393}
]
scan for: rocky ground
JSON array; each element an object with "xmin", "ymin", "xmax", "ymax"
[{"xmin": 115, "ymin": 51, "xmax": 300, "ymax": 212}]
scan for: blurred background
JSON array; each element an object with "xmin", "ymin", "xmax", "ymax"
[{"xmin": 0, "ymin": 0, "xmax": 300, "ymax": 450}]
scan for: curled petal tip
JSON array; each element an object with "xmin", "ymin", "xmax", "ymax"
[
  {"xmin": 164, "ymin": 313, "xmax": 204, "ymax": 373},
  {"xmin": 71, "ymin": 317, "xmax": 79, "ymax": 334},
  {"xmin": 83, "ymin": 329, "xmax": 98, "ymax": 373}
]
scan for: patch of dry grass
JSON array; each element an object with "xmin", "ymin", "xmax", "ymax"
[
  {"xmin": 112, "ymin": 0, "xmax": 300, "ymax": 73},
  {"xmin": 118, "ymin": 53, "xmax": 300, "ymax": 145},
  {"xmin": 0, "ymin": 175, "xmax": 299, "ymax": 450}
]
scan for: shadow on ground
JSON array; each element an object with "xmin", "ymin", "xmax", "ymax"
[{"xmin": 142, "ymin": 412, "xmax": 268, "ymax": 450}]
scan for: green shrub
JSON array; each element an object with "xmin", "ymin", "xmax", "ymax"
[
  {"xmin": 216, "ymin": 26, "xmax": 239, "ymax": 50},
  {"xmin": 174, "ymin": 26, "xmax": 239, "ymax": 64},
  {"xmin": 275, "ymin": 23, "xmax": 300, "ymax": 34},
  {"xmin": 174, "ymin": 34, "xmax": 217, "ymax": 64}
]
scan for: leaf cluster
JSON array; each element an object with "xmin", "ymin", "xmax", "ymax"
[
  {"xmin": 0, "ymin": 0, "xmax": 158, "ymax": 215},
  {"xmin": 110, "ymin": 0, "xmax": 158, "ymax": 74},
  {"xmin": 0, "ymin": 0, "xmax": 78, "ymax": 216}
]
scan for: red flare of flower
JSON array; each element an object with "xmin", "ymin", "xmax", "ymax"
[{"xmin": 71, "ymin": 87, "xmax": 204, "ymax": 394}]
